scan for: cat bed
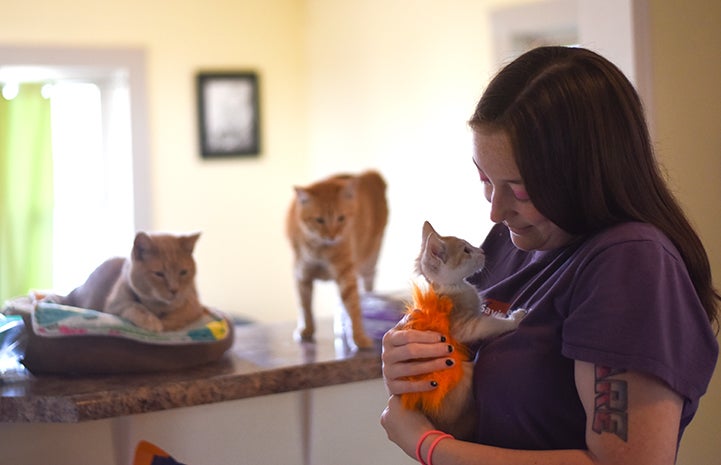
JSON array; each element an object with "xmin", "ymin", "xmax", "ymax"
[{"xmin": 1, "ymin": 293, "xmax": 235, "ymax": 375}]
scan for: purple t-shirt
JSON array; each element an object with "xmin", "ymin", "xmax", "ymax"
[{"xmin": 468, "ymin": 222, "xmax": 718, "ymax": 451}]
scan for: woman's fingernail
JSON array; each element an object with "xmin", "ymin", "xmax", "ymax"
[
  {"xmin": 440, "ymin": 335, "xmax": 446, "ymax": 343},
  {"xmin": 430, "ymin": 380, "xmax": 438, "ymax": 387},
  {"xmin": 445, "ymin": 359, "xmax": 454, "ymax": 367}
]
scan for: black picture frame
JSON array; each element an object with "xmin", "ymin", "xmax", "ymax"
[{"xmin": 196, "ymin": 71, "xmax": 260, "ymax": 158}]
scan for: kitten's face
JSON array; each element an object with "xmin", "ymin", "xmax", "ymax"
[
  {"xmin": 417, "ymin": 221, "xmax": 485, "ymax": 286},
  {"xmin": 131, "ymin": 232, "xmax": 199, "ymax": 303},
  {"xmin": 295, "ymin": 179, "xmax": 356, "ymax": 244}
]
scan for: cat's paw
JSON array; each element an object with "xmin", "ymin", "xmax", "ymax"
[
  {"xmin": 353, "ymin": 332, "xmax": 375, "ymax": 350},
  {"xmin": 508, "ymin": 308, "xmax": 528, "ymax": 322},
  {"xmin": 296, "ymin": 326, "xmax": 315, "ymax": 342},
  {"xmin": 40, "ymin": 293, "xmax": 63, "ymax": 304},
  {"xmin": 127, "ymin": 311, "xmax": 164, "ymax": 332}
]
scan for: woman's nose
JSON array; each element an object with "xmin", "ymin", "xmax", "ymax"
[{"xmin": 488, "ymin": 190, "xmax": 509, "ymax": 223}]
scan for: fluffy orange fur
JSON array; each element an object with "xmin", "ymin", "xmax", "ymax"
[{"xmin": 398, "ymin": 283, "xmax": 471, "ymax": 417}]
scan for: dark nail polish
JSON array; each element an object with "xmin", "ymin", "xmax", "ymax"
[
  {"xmin": 430, "ymin": 380, "xmax": 438, "ymax": 387},
  {"xmin": 447, "ymin": 345, "xmax": 453, "ymax": 353},
  {"xmin": 445, "ymin": 359, "xmax": 454, "ymax": 367},
  {"xmin": 440, "ymin": 335, "xmax": 446, "ymax": 343}
]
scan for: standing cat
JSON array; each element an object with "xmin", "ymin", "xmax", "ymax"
[
  {"xmin": 286, "ymin": 170, "xmax": 388, "ymax": 349},
  {"xmin": 53, "ymin": 232, "xmax": 206, "ymax": 331},
  {"xmin": 396, "ymin": 221, "xmax": 525, "ymax": 439}
]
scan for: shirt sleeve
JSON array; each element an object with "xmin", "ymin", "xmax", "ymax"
[{"xmin": 561, "ymin": 237, "xmax": 718, "ymax": 401}]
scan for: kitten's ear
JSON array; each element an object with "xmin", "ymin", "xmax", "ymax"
[
  {"xmin": 427, "ymin": 233, "xmax": 447, "ymax": 264},
  {"xmin": 422, "ymin": 221, "xmax": 437, "ymax": 241},
  {"xmin": 133, "ymin": 232, "xmax": 154, "ymax": 261},
  {"xmin": 180, "ymin": 232, "xmax": 201, "ymax": 254}
]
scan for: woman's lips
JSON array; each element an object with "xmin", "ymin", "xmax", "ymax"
[{"xmin": 506, "ymin": 223, "xmax": 532, "ymax": 235}]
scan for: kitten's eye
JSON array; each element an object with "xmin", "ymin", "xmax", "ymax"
[
  {"xmin": 315, "ymin": 218, "xmax": 325, "ymax": 224},
  {"xmin": 154, "ymin": 271, "xmax": 165, "ymax": 278},
  {"xmin": 337, "ymin": 215, "xmax": 345, "ymax": 222},
  {"xmin": 463, "ymin": 246, "xmax": 471, "ymax": 254},
  {"xmin": 179, "ymin": 269, "xmax": 188, "ymax": 277}
]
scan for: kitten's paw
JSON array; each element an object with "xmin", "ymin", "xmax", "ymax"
[{"xmin": 508, "ymin": 308, "xmax": 528, "ymax": 322}]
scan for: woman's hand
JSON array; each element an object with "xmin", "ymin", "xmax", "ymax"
[
  {"xmin": 380, "ymin": 395, "xmax": 436, "ymax": 459},
  {"xmin": 381, "ymin": 327, "xmax": 455, "ymax": 395}
]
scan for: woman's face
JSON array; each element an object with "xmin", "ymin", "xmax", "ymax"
[{"xmin": 472, "ymin": 129, "xmax": 574, "ymax": 251}]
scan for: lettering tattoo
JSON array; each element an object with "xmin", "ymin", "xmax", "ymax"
[{"xmin": 592, "ymin": 365, "xmax": 628, "ymax": 441}]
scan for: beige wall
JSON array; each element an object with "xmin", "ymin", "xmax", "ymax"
[{"xmin": 647, "ymin": 1, "xmax": 721, "ymax": 463}]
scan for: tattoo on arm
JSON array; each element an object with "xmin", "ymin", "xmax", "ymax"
[{"xmin": 592, "ymin": 365, "xmax": 628, "ymax": 441}]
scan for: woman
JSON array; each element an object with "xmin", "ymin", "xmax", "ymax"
[{"xmin": 381, "ymin": 46, "xmax": 719, "ymax": 465}]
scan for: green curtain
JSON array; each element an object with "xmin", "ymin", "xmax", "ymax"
[{"xmin": 0, "ymin": 84, "xmax": 54, "ymax": 303}]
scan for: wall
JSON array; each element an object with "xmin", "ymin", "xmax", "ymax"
[
  {"xmin": 304, "ymin": 0, "xmax": 496, "ymax": 315},
  {"xmin": 647, "ymin": 1, "xmax": 721, "ymax": 463}
]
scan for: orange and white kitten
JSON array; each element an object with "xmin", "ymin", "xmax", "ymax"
[
  {"xmin": 55, "ymin": 232, "xmax": 206, "ymax": 331},
  {"xmin": 417, "ymin": 221, "xmax": 525, "ymax": 344},
  {"xmin": 396, "ymin": 221, "xmax": 525, "ymax": 439},
  {"xmin": 286, "ymin": 170, "xmax": 388, "ymax": 349}
]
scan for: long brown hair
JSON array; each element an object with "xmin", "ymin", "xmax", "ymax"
[{"xmin": 469, "ymin": 46, "xmax": 719, "ymax": 327}]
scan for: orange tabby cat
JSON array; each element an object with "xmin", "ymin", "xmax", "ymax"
[
  {"xmin": 286, "ymin": 170, "xmax": 388, "ymax": 349},
  {"xmin": 54, "ymin": 232, "xmax": 206, "ymax": 331}
]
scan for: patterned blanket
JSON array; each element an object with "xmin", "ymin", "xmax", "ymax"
[{"xmin": 2, "ymin": 294, "xmax": 230, "ymax": 345}]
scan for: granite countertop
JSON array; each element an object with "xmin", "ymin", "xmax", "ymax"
[{"xmin": 0, "ymin": 318, "xmax": 383, "ymax": 423}]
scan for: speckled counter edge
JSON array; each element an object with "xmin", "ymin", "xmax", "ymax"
[{"xmin": 0, "ymin": 319, "xmax": 384, "ymax": 423}]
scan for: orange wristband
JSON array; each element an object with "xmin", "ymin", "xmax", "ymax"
[
  {"xmin": 415, "ymin": 430, "xmax": 444, "ymax": 465},
  {"xmin": 426, "ymin": 433, "xmax": 453, "ymax": 465}
]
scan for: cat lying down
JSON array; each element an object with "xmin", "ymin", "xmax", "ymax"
[{"xmin": 47, "ymin": 232, "xmax": 207, "ymax": 332}]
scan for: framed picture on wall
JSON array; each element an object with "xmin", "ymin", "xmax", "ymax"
[{"xmin": 196, "ymin": 71, "xmax": 260, "ymax": 158}]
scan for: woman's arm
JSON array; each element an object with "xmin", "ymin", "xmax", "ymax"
[
  {"xmin": 381, "ymin": 353, "xmax": 683, "ymax": 465},
  {"xmin": 574, "ymin": 360, "xmax": 683, "ymax": 465}
]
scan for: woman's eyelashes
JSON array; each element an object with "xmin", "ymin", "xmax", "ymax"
[
  {"xmin": 479, "ymin": 173, "xmax": 530, "ymax": 202},
  {"xmin": 510, "ymin": 185, "xmax": 530, "ymax": 201},
  {"xmin": 475, "ymin": 161, "xmax": 529, "ymax": 201}
]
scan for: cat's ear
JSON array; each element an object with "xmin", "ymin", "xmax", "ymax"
[
  {"xmin": 341, "ymin": 178, "xmax": 357, "ymax": 200},
  {"xmin": 179, "ymin": 232, "xmax": 201, "ymax": 254},
  {"xmin": 294, "ymin": 187, "xmax": 310, "ymax": 204},
  {"xmin": 133, "ymin": 232, "xmax": 154, "ymax": 261},
  {"xmin": 426, "ymin": 233, "xmax": 447, "ymax": 264},
  {"xmin": 422, "ymin": 221, "xmax": 437, "ymax": 241}
]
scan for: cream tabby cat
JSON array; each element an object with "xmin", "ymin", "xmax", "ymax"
[
  {"xmin": 52, "ymin": 232, "xmax": 206, "ymax": 331},
  {"xmin": 286, "ymin": 170, "xmax": 388, "ymax": 349}
]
